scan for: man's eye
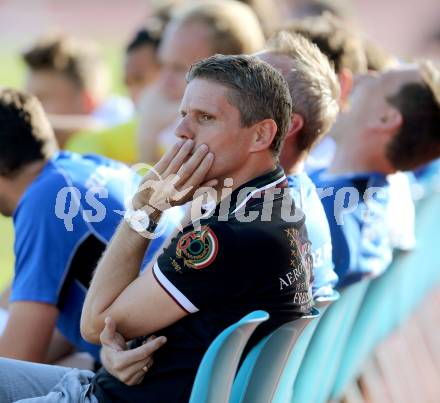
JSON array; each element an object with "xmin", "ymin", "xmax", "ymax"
[
  {"xmin": 180, "ymin": 111, "xmax": 187, "ymax": 118},
  {"xmin": 199, "ymin": 114, "xmax": 213, "ymax": 122}
]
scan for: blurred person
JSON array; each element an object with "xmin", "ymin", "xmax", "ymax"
[
  {"xmin": 65, "ymin": 120, "xmax": 140, "ymax": 164},
  {"xmin": 124, "ymin": 3, "xmax": 176, "ymax": 107},
  {"xmin": 285, "ymin": 13, "xmax": 416, "ymax": 250},
  {"xmin": 257, "ymin": 31, "xmax": 340, "ymax": 297},
  {"xmin": 138, "ymin": 0, "xmax": 265, "ymax": 164},
  {"xmin": 23, "ymin": 33, "xmax": 133, "ymax": 148},
  {"xmin": 363, "ymin": 39, "xmax": 398, "ymax": 72},
  {"xmin": 286, "ymin": 0, "xmax": 348, "ymax": 20},
  {"xmin": 311, "ymin": 62, "xmax": 440, "ymax": 287},
  {"xmin": 285, "ymin": 12, "xmax": 367, "ymax": 172},
  {"xmin": 124, "ymin": 25, "xmax": 163, "ymax": 106},
  {"xmin": 0, "ymin": 55, "xmax": 313, "ymax": 403},
  {"xmin": 237, "ymin": 0, "xmax": 281, "ymax": 38},
  {"xmin": 0, "ymin": 88, "xmax": 176, "ymax": 365},
  {"xmin": 64, "ymin": 20, "xmax": 168, "ymax": 165}
]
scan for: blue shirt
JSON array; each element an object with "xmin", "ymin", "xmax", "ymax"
[
  {"xmin": 311, "ymin": 170, "xmax": 392, "ymax": 288},
  {"xmin": 412, "ymin": 158, "xmax": 440, "ymax": 199},
  {"xmin": 10, "ymin": 152, "xmax": 176, "ymax": 361},
  {"xmin": 287, "ymin": 173, "xmax": 338, "ymax": 297}
]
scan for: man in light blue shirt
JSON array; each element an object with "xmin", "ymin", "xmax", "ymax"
[
  {"xmin": 257, "ymin": 31, "xmax": 340, "ymax": 296},
  {"xmin": 311, "ymin": 62, "xmax": 440, "ymax": 286}
]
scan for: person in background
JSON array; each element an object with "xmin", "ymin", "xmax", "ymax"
[
  {"xmin": 311, "ymin": 62, "xmax": 440, "ymax": 287},
  {"xmin": 285, "ymin": 12, "xmax": 368, "ymax": 173},
  {"xmin": 0, "ymin": 88, "xmax": 175, "ymax": 367},
  {"xmin": 257, "ymin": 31, "xmax": 340, "ymax": 297},
  {"xmin": 137, "ymin": 0, "xmax": 265, "ymax": 164},
  {"xmin": 65, "ymin": 17, "xmax": 168, "ymax": 164},
  {"xmin": 124, "ymin": 11, "xmax": 171, "ymax": 107},
  {"xmin": 22, "ymin": 33, "xmax": 133, "ymax": 148},
  {"xmin": 286, "ymin": 13, "xmax": 417, "ymax": 251}
]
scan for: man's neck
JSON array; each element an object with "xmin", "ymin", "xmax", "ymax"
[
  {"xmin": 328, "ymin": 140, "xmax": 395, "ymax": 175},
  {"xmin": 279, "ymin": 141, "xmax": 307, "ymax": 176},
  {"xmin": 6, "ymin": 160, "xmax": 48, "ymax": 214},
  {"xmin": 286, "ymin": 156, "xmax": 306, "ymax": 176},
  {"xmin": 215, "ymin": 156, "xmax": 277, "ymax": 203}
]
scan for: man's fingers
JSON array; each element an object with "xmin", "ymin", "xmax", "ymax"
[
  {"xmin": 123, "ymin": 357, "xmax": 154, "ymax": 386},
  {"xmin": 163, "ymin": 140, "xmax": 194, "ymax": 177},
  {"xmin": 117, "ymin": 356, "xmax": 154, "ymax": 385},
  {"xmin": 172, "ymin": 186, "xmax": 194, "ymax": 202},
  {"xmin": 121, "ymin": 336, "xmax": 167, "ymax": 363},
  {"xmin": 200, "ymin": 179, "xmax": 219, "ymax": 188},
  {"xmin": 124, "ymin": 371, "xmax": 146, "ymax": 386},
  {"xmin": 154, "ymin": 140, "xmax": 185, "ymax": 175},
  {"xmin": 100, "ymin": 317, "xmax": 124, "ymax": 351},
  {"xmin": 181, "ymin": 152, "xmax": 214, "ymax": 192},
  {"xmin": 175, "ymin": 144, "xmax": 209, "ymax": 186}
]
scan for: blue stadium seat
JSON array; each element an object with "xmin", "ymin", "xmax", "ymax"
[
  {"xmin": 189, "ymin": 310, "xmax": 269, "ymax": 403},
  {"xmin": 292, "ymin": 280, "xmax": 370, "ymax": 403},
  {"xmin": 231, "ymin": 308, "xmax": 320, "ymax": 403},
  {"xmin": 331, "ymin": 192, "xmax": 440, "ymax": 400},
  {"xmin": 273, "ymin": 291, "xmax": 340, "ymax": 403}
]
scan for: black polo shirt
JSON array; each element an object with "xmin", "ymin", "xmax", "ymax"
[{"xmin": 92, "ymin": 166, "xmax": 314, "ymax": 403}]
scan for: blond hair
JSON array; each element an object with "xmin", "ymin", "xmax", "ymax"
[
  {"xmin": 172, "ymin": 0, "xmax": 265, "ymax": 55},
  {"xmin": 266, "ymin": 31, "xmax": 340, "ymax": 151}
]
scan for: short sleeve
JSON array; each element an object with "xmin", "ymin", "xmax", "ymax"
[
  {"xmin": 11, "ymin": 176, "xmax": 89, "ymax": 305},
  {"xmin": 153, "ymin": 222, "xmax": 239, "ymax": 313}
]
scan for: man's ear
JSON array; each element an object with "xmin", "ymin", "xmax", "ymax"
[
  {"xmin": 249, "ymin": 119, "xmax": 278, "ymax": 153},
  {"xmin": 285, "ymin": 113, "xmax": 304, "ymax": 140},
  {"xmin": 371, "ymin": 107, "xmax": 403, "ymax": 136},
  {"xmin": 338, "ymin": 68, "xmax": 353, "ymax": 109}
]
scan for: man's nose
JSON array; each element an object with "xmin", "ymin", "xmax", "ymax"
[{"xmin": 175, "ymin": 116, "xmax": 195, "ymax": 141}]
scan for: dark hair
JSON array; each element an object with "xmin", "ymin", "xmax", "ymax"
[
  {"xmin": 126, "ymin": 29, "xmax": 161, "ymax": 53},
  {"xmin": 126, "ymin": 16, "xmax": 168, "ymax": 53},
  {"xmin": 284, "ymin": 13, "xmax": 367, "ymax": 74},
  {"xmin": 0, "ymin": 89, "xmax": 57, "ymax": 177},
  {"xmin": 386, "ymin": 83, "xmax": 440, "ymax": 171},
  {"xmin": 186, "ymin": 54, "xmax": 292, "ymax": 156}
]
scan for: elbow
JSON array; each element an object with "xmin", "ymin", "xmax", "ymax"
[{"xmin": 80, "ymin": 310, "xmax": 103, "ymax": 345}]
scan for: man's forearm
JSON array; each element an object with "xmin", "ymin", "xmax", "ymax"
[{"xmin": 81, "ymin": 220, "xmax": 153, "ymax": 339}]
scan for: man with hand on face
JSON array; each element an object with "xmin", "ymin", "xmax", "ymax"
[
  {"xmin": 90, "ymin": 31, "xmax": 342, "ymax": 387},
  {"xmin": 0, "ymin": 55, "xmax": 314, "ymax": 403}
]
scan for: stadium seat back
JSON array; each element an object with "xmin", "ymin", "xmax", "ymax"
[
  {"xmin": 292, "ymin": 280, "xmax": 370, "ymax": 403},
  {"xmin": 273, "ymin": 291, "xmax": 340, "ymax": 403},
  {"xmin": 189, "ymin": 310, "xmax": 269, "ymax": 403},
  {"xmin": 231, "ymin": 308, "xmax": 320, "ymax": 403},
  {"xmin": 331, "ymin": 192, "xmax": 440, "ymax": 399}
]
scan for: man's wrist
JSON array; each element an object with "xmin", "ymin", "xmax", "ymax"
[
  {"xmin": 131, "ymin": 195, "xmax": 163, "ymax": 224},
  {"xmin": 124, "ymin": 203, "xmax": 163, "ymax": 237}
]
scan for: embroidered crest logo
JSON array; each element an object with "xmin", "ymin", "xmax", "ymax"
[{"xmin": 176, "ymin": 226, "xmax": 219, "ymax": 269}]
